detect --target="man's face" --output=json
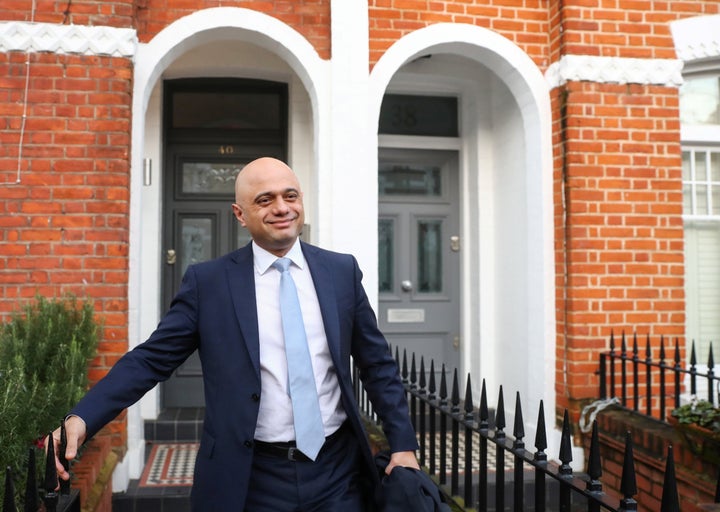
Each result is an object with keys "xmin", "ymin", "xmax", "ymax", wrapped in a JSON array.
[{"xmin": 232, "ymin": 158, "xmax": 305, "ymax": 257}]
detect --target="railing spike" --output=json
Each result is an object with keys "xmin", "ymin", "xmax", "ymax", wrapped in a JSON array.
[
  {"xmin": 410, "ymin": 353, "xmax": 417, "ymax": 388},
  {"xmin": 59, "ymin": 420, "xmax": 70, "ymax": 495},
  {"xmin": 586, "ymin": 420, "xmax": 602, "ymax": 491},
  {"xmin": 659, "ymin": 445, "xmax": 679, "ymax": 512},
  {"xmin": 495, "ymin": 385, "xmax": 506, "ymax": 434},
  {"xmin": 428, "ymin": 360, "xmax": 436, "ymax": 398},
  {"xmin": 709, "ymin": 342, "xmax": 715, "ymax": 368},
  {"xmin": 24, "ymin": 448, "xmax": 38, "ymax": 512},
  {"xmin": 451, "ymin": 368, "xmax": 460, "ymax": 412},
  {"xmin": 4, "ymin": 466, "xmax": 14, "ymax": 512},
  {"xmin": 394, "ymin": 345, "xmax": 399, "ymax": 365},
  {"xmin": 513, "ymin": 392, "xmax": 525, "ymax": 448},
  {"xmin": 42, "ymin": 432, "xmax": 59, "ymax": 512},
  {"xmin": 632, "ymin": 333, "xmax": 638, "ymax": 355},
  {"xmin": 534, "ymin": 400, "xmax": 547, "ymax": 458},
  {"xmin": 619, "ymin": 431, "xmax": 638, "ymax": 510},
  {"xmin": 401, "ymin": 349, "xmax": 408, "ymax": 382},
  {"xmin": 646, "ymin": 334, "xmax": 652, "ymax": 360},
  {"xmin": 690, "ymin": 340, "xmax": 697, "ymax": 366},
  {"xmin": 659, "ymin": 335, "xmax": 666, "ymax": 361},
  {"xmin": 479, "ymin": 379, "xmax": 489, "ymax": 428},
  {"xmin": 464, "ymin": 374, "xmax": 474, "ymax": 419},
  {"xmin": 559, "ymin": 409, "xmax": 573, "ymax": 475},
  {"xmin": 610, "ymin": 331, "xmax": 616, "ymax": 352},
  {"xmin": 419, "ymin": 357, "xmax": 426, "ymax": 391},
  {"xmin": 621, "ymin": 331, "xmax": 627, "ymax": 354},
  {"xmin": 439, "ymin": 364, "xmax": 448, "ymax": 404}
]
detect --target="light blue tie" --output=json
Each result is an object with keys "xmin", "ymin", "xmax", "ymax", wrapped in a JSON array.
[{"xmin": 272, "ymin": 257, "xmax": 325, "ymax": 460}]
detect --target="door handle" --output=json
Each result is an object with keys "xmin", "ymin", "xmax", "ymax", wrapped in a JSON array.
[
  {"xmin": 166, "ymin": 249, "xmax": 176, "ymax": 265},
  {"xmin": 450, "ymin": 235, "xmax": 460, "ymax": 252},
  {"xmin": 401, "ymin": 280, "xmax": 413, "ymax": 292}
]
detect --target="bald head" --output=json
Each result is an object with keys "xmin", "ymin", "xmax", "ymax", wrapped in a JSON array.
[
  {"xmin": 234, "ymin": 157, "xmax": 300, "ymax": 205},
  {"xmin": 231, "ymin": 157, "xmax": 305, "ymax": 256}
]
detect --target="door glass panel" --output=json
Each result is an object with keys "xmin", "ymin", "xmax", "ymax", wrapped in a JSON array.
[
  {"xmin": 182, "ymin": 162, "xmax": 244, "ymax": 195},
  {"xmin": 181, "ymin": 217, "xmax": 213, "ymax": 275},
  {"xmin": 417, "ymin": 220, "xmax": 442, "ymax": 293},
  {"xmin": 378, "ymin": 219, "xmax": 394, "ymax": 293},
  {"xmin": 379, "ymin": 164, "xmax": 441, "ymax": 197},
  {"xmin": 172, "ymin": 91, "xmax": 283, "ymax": 130}
]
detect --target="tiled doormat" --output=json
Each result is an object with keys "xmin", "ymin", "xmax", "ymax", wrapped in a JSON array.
[{"xmin": 139, "ymin": 443, "xmax": 198, "ymax": 487}]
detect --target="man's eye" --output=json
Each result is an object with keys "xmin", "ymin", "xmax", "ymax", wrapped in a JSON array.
[{"xmin": 257, "ymin": 198, "xmax": 271, "ymax": 205}]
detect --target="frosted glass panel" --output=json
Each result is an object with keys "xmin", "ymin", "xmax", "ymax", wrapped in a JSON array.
[
  {"xmin": 181, "ymin": 217, "xmax": 213, "ymax": 275},
  {"xmin": 182, "ymin": 162, "xmax": 244, "ymax": 195},
  {"xmin": 418, "ymin": 220, "xmax": 441, "ymax": 293},
  {"xmin": 378, "ymin": 219, "xmax": 394, "ymax": 293}
]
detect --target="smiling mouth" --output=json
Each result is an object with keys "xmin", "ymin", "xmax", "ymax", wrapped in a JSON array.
[{"xmin": 269, "ymin": 217, "xmax": 297, "ymax": 227}]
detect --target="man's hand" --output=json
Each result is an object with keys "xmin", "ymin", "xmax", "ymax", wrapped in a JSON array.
[
  {"xmin": 51, "ymin": 416, "xmax": 87, "ymax": 481},
  {"xmin": 385, "ymin": 450, "xmax": 420, "ymax": 475}
]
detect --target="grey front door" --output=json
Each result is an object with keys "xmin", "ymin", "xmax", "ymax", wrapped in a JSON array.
[
  {"xmin": 162, "ymin": 148, "xmax": 259, "ymax": 408},
  {"xmin": 378, "ymin": 148, "xmax": 461, "ymax": 374},
  {"xmin": 160, "ymin": 78, "xmax": 287, "ymax": 408}
]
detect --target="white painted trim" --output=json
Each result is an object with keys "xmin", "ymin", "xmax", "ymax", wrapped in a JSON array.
[
  {"xmin": 125, "ymin": 6, "xmax": 330, "ymax": 487},
  {"xmin": 545, "ymin": 55, "xmax": 683, "ymax": 89},
  {"xmin": 671, "ymin": 14, "xmax": 720, "ymax": 63},
  {"xmin": 0, "ymin": 21, "xmax": 136, "ymax": 56},
  {"xmin": 369, "ymin": 22, "xmax": 559, "ymax": 463}
]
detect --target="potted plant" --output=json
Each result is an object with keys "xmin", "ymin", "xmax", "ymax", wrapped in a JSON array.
[{"xmin": 669, "ymin": 397, "xmax": 720, "ymax": 465}]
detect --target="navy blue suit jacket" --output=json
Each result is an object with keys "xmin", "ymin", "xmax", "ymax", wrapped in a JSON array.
[{"xmin": 71, "ymin": 241, "xmax": 418, "ymax": 510}]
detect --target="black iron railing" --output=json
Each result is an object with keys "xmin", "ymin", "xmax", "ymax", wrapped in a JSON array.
[
  {"xmin": 354, "ymin": 349, "xmax": 720, "ymax": 512},
  {"xmin": 2, "ymin": 422, "xmax": 79, "ymax": 512},
  {"xmin": 599, "ymin": 332, "xmax": 718, "ymax": 421}
]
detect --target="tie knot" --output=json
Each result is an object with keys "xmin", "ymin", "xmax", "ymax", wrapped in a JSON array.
[{"xmin": 272, "ymin": 257, "xmax": 292, "ymax": 273}]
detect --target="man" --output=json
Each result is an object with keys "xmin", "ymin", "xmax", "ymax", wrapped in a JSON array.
[{"xmin": 53, "ymin": 157, "xmax": 420, "ymax": 511}]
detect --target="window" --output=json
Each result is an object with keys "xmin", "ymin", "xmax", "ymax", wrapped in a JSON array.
[{"xmin": 682, "ymin": 113, "xmax": 720, "ymax": 364}]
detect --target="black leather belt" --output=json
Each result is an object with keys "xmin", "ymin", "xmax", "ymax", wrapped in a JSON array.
[{"xmin": 253, "ymin": 421, "xmax": 350, "ymax": 462}]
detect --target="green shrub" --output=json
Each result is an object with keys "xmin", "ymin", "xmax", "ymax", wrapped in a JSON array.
[
  {"xmin": 670, "ymin": 397, "xmax": 720, "ymax": 432},
  {"xmin": 0, "ymin": 295, "xmax": 99, "ymax": 509}
]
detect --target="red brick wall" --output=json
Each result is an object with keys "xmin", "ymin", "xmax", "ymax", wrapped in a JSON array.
[
  {"xmin": 592, "ymin": 408, "xmax": 718, "ymax": 511},
  {"xmin": 0, "ymin": 49, "xmax": 132, "ymax": 449},
  {"xmin": 368, "ymin": 0, "xmax": 551, "ymax": 68},
  {"xmin": 133, "ymin": 0, "xmax": 331, "ymax": 58},
  {"xmin": 553, "ymin": 81, "xmax": 686, "ymax": 416},
  {"xmin": 0, "ymin": 0, "xmax": 135, "ymax": 27}
]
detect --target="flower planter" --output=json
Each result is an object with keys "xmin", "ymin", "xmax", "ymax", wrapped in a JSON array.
[{"xmin": 668, "ymin": 415, "xmax": 720, "ymax": 466}]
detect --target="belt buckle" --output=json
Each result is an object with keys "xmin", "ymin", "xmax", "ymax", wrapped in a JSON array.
[{"xmin": 287, "ymin": 447, "xmax": 300, "ymax": 461}]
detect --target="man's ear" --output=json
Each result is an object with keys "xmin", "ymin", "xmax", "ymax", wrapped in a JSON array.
[{"xmin": 231, "ymin": 204, "xmax": 247, "ymax": 226}]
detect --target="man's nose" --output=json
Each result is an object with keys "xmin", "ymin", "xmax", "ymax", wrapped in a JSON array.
[{"xmin": 273, "ymin": 198, "xmax": 290, "ymax": 214}]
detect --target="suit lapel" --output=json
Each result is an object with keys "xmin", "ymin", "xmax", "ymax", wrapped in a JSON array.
[
  {"xmin": 302, "ymin": 243, "xmax": 342, "ymax": 366},
  {"xmin": 227, "ymin": 244, "xmax": 261, "ymax": 380}
]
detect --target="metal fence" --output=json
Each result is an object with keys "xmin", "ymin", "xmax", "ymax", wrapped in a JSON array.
[
  {"xmin": 355, "ymin": 349, "xmax": 720, "ymax": 512},
  {"xmin": 599, "ymin": 332, "xmax": 719, "ymax": 421},
  {"xmin": 3, "ymin": 422, "xmax": 79, "ymax": 512}
]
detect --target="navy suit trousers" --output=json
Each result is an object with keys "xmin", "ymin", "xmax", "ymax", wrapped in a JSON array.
[{"xmin": 244, "ymin": 424, "xmax": 369, "ymax": 511}]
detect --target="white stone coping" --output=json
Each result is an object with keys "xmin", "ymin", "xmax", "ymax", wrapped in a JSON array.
[{"xmin": 0, "ymin": 21, "xmax": 137, "ymax": 57}]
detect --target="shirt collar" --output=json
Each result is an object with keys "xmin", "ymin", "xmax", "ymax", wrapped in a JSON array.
[{"xmin": 252, "ymin": 239, "xmax": 305, "ymax": 275}]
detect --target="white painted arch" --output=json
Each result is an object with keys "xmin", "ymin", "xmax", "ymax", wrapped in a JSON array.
[
  {"xmin": 123, "ymin": 7, "xmax": 330, "ymax": 490},
  {"xmin": 369, "ymin": 23, "xmax": 557, "ymax": 453}
]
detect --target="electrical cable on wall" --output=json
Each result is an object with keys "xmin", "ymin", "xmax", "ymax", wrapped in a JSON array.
[{"xmin": 11, "ymin": 0, "xmax": 36, "ymax": 185}]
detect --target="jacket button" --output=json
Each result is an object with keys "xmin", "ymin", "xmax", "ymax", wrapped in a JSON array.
[
  {"xmin": 244, "ymin": 440, "xmax": 253, "ymax": 448},
  {"xmin": 251, "ymin": 393, "xmax": 260, "ymax": 402}
]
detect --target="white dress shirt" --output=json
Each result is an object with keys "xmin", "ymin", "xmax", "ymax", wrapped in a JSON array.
[{"xmin": 252, "ymin": 240, "xmax": 347, "ymax": 442}]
